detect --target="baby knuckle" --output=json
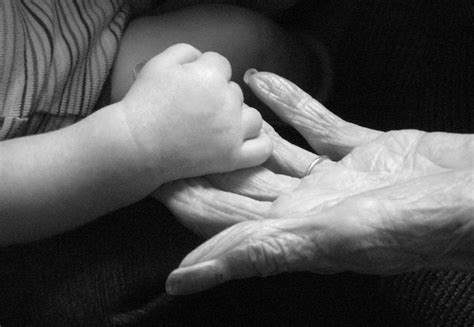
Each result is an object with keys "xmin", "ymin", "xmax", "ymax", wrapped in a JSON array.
[
  {"xmin": 197, "ymin": 65, "xmax": 221, "ymax": 82},
  {"xmin": 172, "ymin": 43, "xmax": 199, "ymax": 54},
  {"xmin": 205, "ymin": 51, "xmax": 229, "ymax": 64}
]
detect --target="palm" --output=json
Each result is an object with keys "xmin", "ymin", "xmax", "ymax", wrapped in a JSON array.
[{"xmin": 270, "ymin": 130, "xmax": 447, "ymax": 218}]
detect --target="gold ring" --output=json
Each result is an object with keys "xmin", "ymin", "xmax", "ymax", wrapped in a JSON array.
[{"xmin": 305, "ymin": 155, "xmax": 330, "ymax": 176}]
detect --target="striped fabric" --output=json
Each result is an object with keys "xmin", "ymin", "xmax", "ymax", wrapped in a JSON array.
[{"xmin": 0, "ymin": 0, "xmax": 130, "ymax": 140}]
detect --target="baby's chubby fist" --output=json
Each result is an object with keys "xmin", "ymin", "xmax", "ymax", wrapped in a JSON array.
[{"xmin": 116, "ymin": 44, "xmax": 273, "ymax": 184}]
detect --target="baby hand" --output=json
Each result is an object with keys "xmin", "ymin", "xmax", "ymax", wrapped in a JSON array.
[{"xmin": 117, "ymin": 44, "xmax": 272, "ymax": 184}]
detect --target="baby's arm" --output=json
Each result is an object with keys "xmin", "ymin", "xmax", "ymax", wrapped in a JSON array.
[
  {"xmin": 0, "ymin": 105, "xmax": 145, "ymax": 245},
  {"xmin": 0, "ymin": 44, "xmax": 271, "ymax": 245}
]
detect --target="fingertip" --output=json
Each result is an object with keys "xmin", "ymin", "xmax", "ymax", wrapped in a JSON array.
[
  {"xmin": 242, "ymin": 106, "xmax": 263, "ymax": 140},
  {"xmin": 245, "ymin": 72, "xmax": 381, "ymax": 159},
  {"xmin": 246, "ymin": 72, "xmax": 311, "ymax": 119},
  {"xmin": 246, "ymin": 71, "xmax": 281, "ymax": 96},
  {"xmin": 243, "ymin": 68, "xmax": 258, "ymax": 84},
  {"xmin": 263, "ymin": 133, "xmax": 274, "ymax": 156},
  {"xmin": 237, "ymin": 132, "xmax": 274, "ymax": 169},
  {"xmin": 165, "ymin": 271, "xmax": 182, "ymax": 295},
  {"xmin": 261, "ymin": 120, "xmax": 280, "ymax": 139},
  {"xmin": 166, "ymin": 260, "xmax": 225, "ymax": 295},
  {"xmin": 261, "ymin": 132, "xmax": 275, "ymax": 157}
]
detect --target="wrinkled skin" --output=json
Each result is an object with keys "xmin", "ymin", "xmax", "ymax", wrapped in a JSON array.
[{"xmin": 154, "ymin": 71, "xmax": 474, "ymax": 295}]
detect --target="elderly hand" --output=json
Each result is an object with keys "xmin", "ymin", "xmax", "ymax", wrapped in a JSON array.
[{"xmin": 156, "ymin": 71, "xmax": 473, "ymax": 295}]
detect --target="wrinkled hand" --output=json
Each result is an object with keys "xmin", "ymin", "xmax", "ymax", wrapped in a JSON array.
[
  {"xmin": 156, "ymin": 71, "xmax": 473, "ymax": 295},
  {"xmin": 117, "ymin": 44, "xmax": 272, "ymax": 184}
]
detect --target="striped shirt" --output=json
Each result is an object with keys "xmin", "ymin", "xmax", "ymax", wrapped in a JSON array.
[{"xmin": 0, "ymin": 0, "xmax": 130, "ymax": 140}]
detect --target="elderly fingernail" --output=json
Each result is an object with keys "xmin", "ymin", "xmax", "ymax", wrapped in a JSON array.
[
  {"xmin": 165, "ymin": 274, "xmax": 180, "ymax": 295},
  {"xmin": 166, "ymin": 260, "xmax": 224, "ymax": 295},
  {"xmin": 243, "ymin": 68, "xmax": 258, "ymax": 84},
  {"xmin": 166, "ymin": 268, "xmax": 194, "ymax": 295}
]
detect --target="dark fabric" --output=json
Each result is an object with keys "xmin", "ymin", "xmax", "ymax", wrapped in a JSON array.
[
  {"xmin": 0, "ymin": 199, "xmax": 201, "ymax": 326},
  {"xmin": 1, "ymin": 0, "xmax": 473, "ymax": 326},
  {"xmin": 0, "ymin": 199, "xmax": 403, "ymax": 326},
  {"xmin": 381, "ymin": 271, "xmax": 474, "ymax": 326}
]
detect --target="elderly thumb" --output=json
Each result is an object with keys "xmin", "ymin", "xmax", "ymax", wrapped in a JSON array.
[
  {"xmin": 165, "ymin": 218, "xmax": 328, "ymax": 295},
  {"xmin": 165, "ymin": 221, "xmax": 264, "ymax": 295}
]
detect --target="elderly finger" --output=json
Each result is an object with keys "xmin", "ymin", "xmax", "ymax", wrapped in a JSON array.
[
  {"xmin": 261, "ymin": 121, "xmax": 317, "ymax": 177},
  {"xmin": 245, "ymin": 70, "xmax": 382, "ymax": 159},
  {"xmin": 206, "ymin": 166, "xmax": 299, "ymax": 201},
  {"xmin": 154, "ymin": 178, "xmax": 271, "ymax": 238}
]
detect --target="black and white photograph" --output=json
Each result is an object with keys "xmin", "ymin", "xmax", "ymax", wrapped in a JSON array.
[{"xmin": 0, "ymin": 0, "xmax": 473, "ymax": 325}]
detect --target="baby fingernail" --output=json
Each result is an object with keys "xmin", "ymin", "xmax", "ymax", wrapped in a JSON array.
[
  {"xmin": 243, "ymin": 68, "xmax": 258, "ymax": 84},
  {"xmin": 133, "ymin": 61, "xmax": 146, "ymax": 80}
]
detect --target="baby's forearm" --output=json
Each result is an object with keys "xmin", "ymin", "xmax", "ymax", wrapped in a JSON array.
[{"xmin": 0, "ymin": 104, "xmax": 154, "ymax": 245}]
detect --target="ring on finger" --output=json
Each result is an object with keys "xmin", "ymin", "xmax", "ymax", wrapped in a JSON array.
[{"xmin": 305, "ymin": 155, "xmax": 330, "ymax": 176}]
